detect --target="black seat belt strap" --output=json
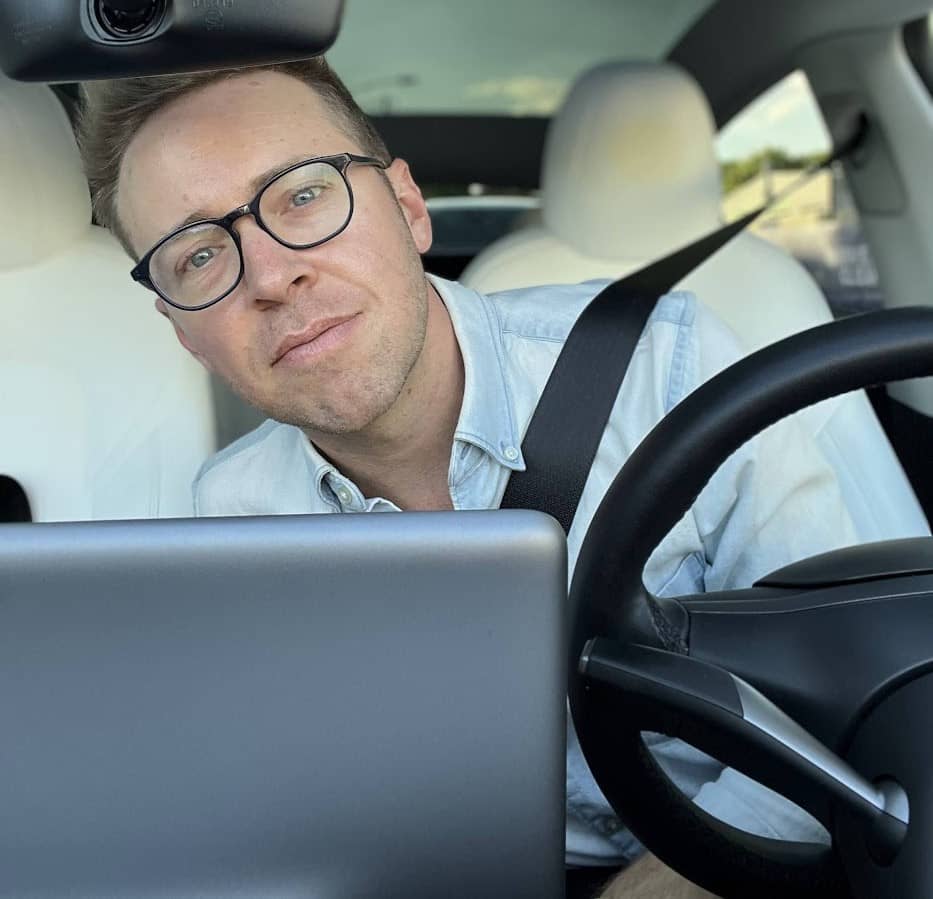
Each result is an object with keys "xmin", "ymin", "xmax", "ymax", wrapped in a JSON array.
[
  {"xmin": 499, "ymin": 116, "xmax": 868, "ymax": 534},
  {"xmin": 498, "ymin": 209, "xmax": 758, "ymax": 533}
]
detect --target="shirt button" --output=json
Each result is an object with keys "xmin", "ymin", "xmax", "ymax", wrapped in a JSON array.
[
  {"xmin": 598, "ymin": 815, "xmax": 623, "ymax": 836},
  {"xmin": 336, "ymin": 487, "xmax": 353, "ymax": 505},
  {"xmin": 503, "ymin": 445, "xmax": 519, "ymax": 461}
]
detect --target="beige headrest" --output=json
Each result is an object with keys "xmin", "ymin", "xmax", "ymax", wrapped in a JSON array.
[
  {"xmin": 542, "ymin": 61, "xmax": 722, "ymax": 259},
  {"xmin": 0, "ymin": 73, "xmax": 91, "ymax": 270}
]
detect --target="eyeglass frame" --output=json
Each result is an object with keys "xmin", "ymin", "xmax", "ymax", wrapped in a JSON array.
[{"xmin": 130, "ymin": 152, "xmax": 388, "ymax": 312}]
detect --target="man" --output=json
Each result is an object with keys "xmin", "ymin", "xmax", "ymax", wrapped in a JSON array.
[{"xmin": 78, "ymin": 58, "xmax": 858, "ymax": 897}]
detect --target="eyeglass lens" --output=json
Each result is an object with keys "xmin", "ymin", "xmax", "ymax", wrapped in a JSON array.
[{"xmin": 148, "ymin": 160, "xmax": 352, "ymax": 309}]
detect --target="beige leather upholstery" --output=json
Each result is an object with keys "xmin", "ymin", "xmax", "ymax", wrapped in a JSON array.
[
  {"xmin": 0, "ymin": 73, "xmax": 216, "ymax": 521},
  {"xmin": 462, "ymin": 61, "xmax": 928, "ymax": 541}
]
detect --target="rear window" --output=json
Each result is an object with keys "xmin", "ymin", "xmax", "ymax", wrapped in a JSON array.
[{"xmin": 328, "ymin": 0, "xmax": 716, "ymax": 116}]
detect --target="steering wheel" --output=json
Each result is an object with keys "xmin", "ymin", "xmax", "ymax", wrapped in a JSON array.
[{"xmin": 569, "ymin": 307, "xmax": 933, "ymax": 898}]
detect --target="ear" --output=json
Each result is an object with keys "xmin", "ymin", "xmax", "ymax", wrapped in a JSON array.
[
  {"xmin": 155, "ymin": 298, "xmax": 215, "ymax": 372},
  {"xmin": 385, "ymin": 158, "xmax": 433, "ymax": 254}
]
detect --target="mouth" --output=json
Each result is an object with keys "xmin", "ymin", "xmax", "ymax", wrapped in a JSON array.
[{"xmin": 272, "ymin": 313, "xmax": 361, "ymax": 367}]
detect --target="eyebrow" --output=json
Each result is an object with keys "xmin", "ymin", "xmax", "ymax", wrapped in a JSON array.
[{"xmin": 164, "ymin": 153, "xmax": 316, "ymax": 235}]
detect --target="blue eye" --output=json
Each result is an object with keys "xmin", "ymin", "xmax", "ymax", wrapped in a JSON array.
[
  {"xmin": 187, "ymin": 247, "xmax": 215, "ymax": 270},
  {"xmin": 291, "ymin": 185, "xmax": 325, "ymax": 207}
]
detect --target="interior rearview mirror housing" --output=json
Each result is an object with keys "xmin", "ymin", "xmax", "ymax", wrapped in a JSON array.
[{"xmin": 0, "ymin": 0, "xmax": 344, "ymax": 83}]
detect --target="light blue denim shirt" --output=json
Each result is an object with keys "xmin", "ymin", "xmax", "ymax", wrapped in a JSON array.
[{"xmin": 195, "ymin": 274, "xmax": 861, "ymax": 865}]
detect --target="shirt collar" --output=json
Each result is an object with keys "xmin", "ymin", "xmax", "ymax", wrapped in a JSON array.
[
  {"xmin": 299, "ymin": 274, "xmax": 527, "ymax": 505},
  {"xmin": 427, "ymin": 274, "xmax": 525, "ymax": 472}
]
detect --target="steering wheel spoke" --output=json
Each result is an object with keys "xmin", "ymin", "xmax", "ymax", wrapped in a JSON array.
[{"xmin": 581, "ymin": 639, "xmax": 908, "ymax": 858}]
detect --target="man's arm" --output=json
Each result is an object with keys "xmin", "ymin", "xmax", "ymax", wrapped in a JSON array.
[
  {"xmin": 563, "ymin": 294, "xmax": 860, "ymax": 871},
  {"xmin": 640, "ymin": 300, "xmax": 858, "ymax": 842},
  {"xmin": 577, "ymin": 297, "xmax": 849, "ymax": 874}
]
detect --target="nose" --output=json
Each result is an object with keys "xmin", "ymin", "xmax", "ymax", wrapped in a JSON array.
[{"xmin": 234, "ymin": 215, "xmax": 318, "ymax": 306}]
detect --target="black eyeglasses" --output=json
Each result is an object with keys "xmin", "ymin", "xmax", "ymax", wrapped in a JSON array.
[{"xmin": 130, "ymin": 153, "xmax": 388, "ymax": 312}]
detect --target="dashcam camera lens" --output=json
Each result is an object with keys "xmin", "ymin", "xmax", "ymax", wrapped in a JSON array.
[{"xmin": 94, "ymin": 0, "xmax": 162, "ymax": 38}]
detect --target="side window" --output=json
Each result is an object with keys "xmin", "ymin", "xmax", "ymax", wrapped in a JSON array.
[{"xmin": 715, "ymin": 71, "xmax": 884, "ymax": 318}]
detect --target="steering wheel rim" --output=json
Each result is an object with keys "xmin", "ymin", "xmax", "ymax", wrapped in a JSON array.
[{"xmin": 568, "ymin": 307, "xmax": 933, "ymax": 898}]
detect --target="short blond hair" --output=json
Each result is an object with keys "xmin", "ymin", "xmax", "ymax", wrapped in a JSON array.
[{"xmin": 77, "ymin": 58, "xmax": 391, "ymax": 257}]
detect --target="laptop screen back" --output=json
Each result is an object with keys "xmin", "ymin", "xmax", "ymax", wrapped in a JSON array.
[{"xmin": 0, "ymin": 510, "xmax": 566, "ymax": 899}]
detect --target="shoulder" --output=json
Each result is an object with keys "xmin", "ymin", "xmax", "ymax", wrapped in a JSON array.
[
  {"xmin": 439, "ymin": 273, "xmax": 706, "ymax": 352},
  {"xmin": 196, "ymin": 418, "xmax": 294, "ymax": 481},
  {"xmin": 452, "ymin": 276, "xmax": 726, "ymax": 417},
  {"xmin": 193, "ymin": 418, "xmax": 314, "ymax": 516},
  {"xmin": 482, "ymin": 280, "xmax": 707, "ymax": 407},
  {"xmin": 478, "ymin": 278, "xmax": 699, "ymax": 347}
]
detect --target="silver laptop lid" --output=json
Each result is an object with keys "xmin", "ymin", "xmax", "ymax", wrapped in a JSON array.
[{"xmin": 0, "ymin": 510, "xmax": 566, "ymax": 899}]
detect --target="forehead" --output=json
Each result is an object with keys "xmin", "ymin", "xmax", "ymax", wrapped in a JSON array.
[{"xmin": 118, "ymin": 71, "xmax": 357, "ymax": 252}]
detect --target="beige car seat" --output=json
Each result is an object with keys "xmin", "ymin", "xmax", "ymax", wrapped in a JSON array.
[
  {"xmin": 462, "ymin": 61, "xmax": 927, "ymax": 541},
  {"xmin": 0, "ymin": 73, "xmax": 216, "ymax": 521}
]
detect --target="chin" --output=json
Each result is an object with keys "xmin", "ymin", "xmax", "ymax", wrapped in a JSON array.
[
  {"xmin": 275, "ymin": 395, "xmax": 395, "ymax": 436},
  {"xmin": 247, "ymin": 349, "xmax": 419, "ymax": 436}
]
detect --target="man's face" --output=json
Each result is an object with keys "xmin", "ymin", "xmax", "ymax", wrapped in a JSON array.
[{"xmin": 118, "ymin": 71, "xmax": 433, "ymax": 435}]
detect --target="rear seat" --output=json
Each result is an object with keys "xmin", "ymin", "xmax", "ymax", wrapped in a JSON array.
[
  {"xmin": 0, "ymin": 73, "xmax": 216, "ymax": 521},
  {"xmin": 462, "ymin": 61, "xmax": 928, "ymax": 542}
]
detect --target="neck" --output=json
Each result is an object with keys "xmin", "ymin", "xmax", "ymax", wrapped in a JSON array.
[{"xmin": 306, "ymin": 283, "xmax": 464, "ymax": 510}]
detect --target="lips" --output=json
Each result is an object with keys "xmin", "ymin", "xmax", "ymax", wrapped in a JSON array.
[{"xmin": 272, "ymin": 314, "xmax": 359, "ymax": 365}]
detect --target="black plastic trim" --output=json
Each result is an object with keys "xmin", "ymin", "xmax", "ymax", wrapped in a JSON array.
[
  {"xmin": 758, "ymin": 538, "xmax": 933, "ymax": 588},
  {"xmin": 904, "ymin": 16, "xmax": 933, "ymax": 98},
  {"xmin": 0, "ymin": 476, "xmax": 31, "ymax": 523},
  {"xmin": 372, "ymin": 115, "xmax": 547, "ymax": 189}
]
